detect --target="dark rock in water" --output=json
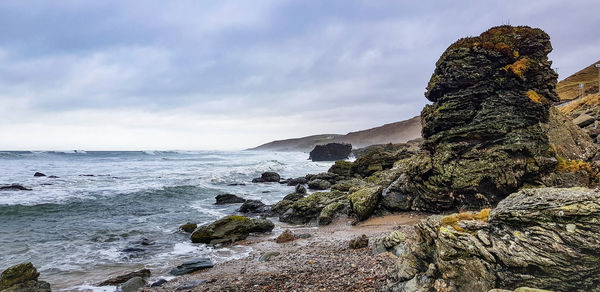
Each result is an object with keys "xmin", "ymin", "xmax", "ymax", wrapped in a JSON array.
[
  {"xmin": 271, "ymin": 192, "xmax": 305, "ymax": 215},
  {"xmin": 387, "ymin": 187, "xmax": 600, "ymax": 292},
  {"xmin": 386, "ymin": 25, "xmax": 600, "ymax": 212},
  {"xmin": 281, "ymin": 177, "xmax": 308, "ymax": 186},
  {"xmin": 169, "ymin": 258, "xmax": 213, "ymax": 276},
  {"xmin": 179, "ymin": 223, "xmax": 197, "ymax": 233},
  {"xmin": 120, "ymin": 276, "xmax": 145, "ymax": 292},
  {"xmin": 33, "ymin": 172, "xmax": 46, "ymax": 177},
  {"xmin": 150, "ymin": 279, "xmax": 168, "ymax": 287},
  {"xmin": 307, "ymin": 179, "xmax": 331, "ymax": 190},
  {"xmin": 215, "ymin": 193, "xmax": 246, "ymax": 205},
  {"xmin": 276, "ymin": 229, "xmax": 295, "ymax": 243},
  {"xmin": 227, "ymin": 183, "xmax": 246, "ymax": 186},
  {"xmin": 309, "ymin": 143, "xmax": 352, "ymax": 161},
  {"xmin": 349, "ymin": 234, "xmax": 369, "ymax": 249},
  {"xmin": 295, "ymin": 184, "xmax": 307, "ymax": 194},
  {"xmin": 0, "ymin": 262, "xmax": 51, "ymax": 292},
  {"xmin": 191, "ymin": 215, "xmax": 274, "ymax": 244},
  {"xmin": 258, "ymin": 252, "xmax": 280, "ymax": 262},
  {"xmin": 48, "ymin": 175, "xmax": 59, "ymax": 179},
  {"xmin": 0, "ymin": 184, "xmax": 32, "ymax": 191},
  {"xmin": 137, "ymin": 238, "xmax": 153, "ymax": 246},
  {"xmin": 238, "ymin": 200, "xmax": 271, "ymax": 214},
  {"xmin": 98, "ymin": 269, "xmax": 151, "ymax": 286},
  {"xmin": 176, "ymin": 280, "xmax": 206, "ymax": 290},
  {"xmin": 121, "ymin": 247, "xmax": 145, "ymax": 253},
  {"xmin": 251, "ymin": 171, "xmax": 280, "ymax": 183}
]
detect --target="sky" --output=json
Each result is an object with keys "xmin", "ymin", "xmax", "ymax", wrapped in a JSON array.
[{"xmin": 0, "ymin": 0, "xmax": 598, "ymax": 150}]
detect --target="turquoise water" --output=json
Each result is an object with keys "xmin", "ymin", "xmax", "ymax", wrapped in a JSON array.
[{"xmin": 0, "ymin": 150, "xmax": 331, "ymax": 290}]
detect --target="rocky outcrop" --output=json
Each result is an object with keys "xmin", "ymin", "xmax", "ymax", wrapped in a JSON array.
[
  {"xmin": 190, "ymin": 215, "xmax": 274, "ymax": 244},
  {"xmin": 0, "ymin": 262, "xmax": 51, "ymax": 292},
  {"xmin": 558, "ymin": 93, "xmax": 600, "ymax": 143},
  {"xmin": 169, "ymin": 258, "xmax": 213, "ymax": 276},
  {"xmin": 278, "ymin": 191, "xmax": 349, "ymax": 224},
  {"xmin": 238, "ymin": 200, "xmax": 271, "ymax": 214},
  {"xmin": 309, "ymin": 143, "xmax": 352, "ymax": 161},
  {"xmin": 307, "ymin": 179, "xmax": 331, "ymax": 190},
  {"xmin": 0, "ymin": 184, "xmax": 32, "ymax": 191},
  {"xmin": 387, "ymin": 187, "xmax": 600, "ymax": 292},
  {"xmin": 383, "ymin": 25, "xmax": 599, "ymax": 212},
  {"xmin": 215, "ymin": 194, "xmax": 246, "ymax": 205},
  {"xmin": 252, "ymin": 172, "xmax": 280, "ymax": 183}
]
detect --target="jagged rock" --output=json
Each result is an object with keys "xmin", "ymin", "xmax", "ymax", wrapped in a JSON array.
[
  {"xmin": 215, "ymin": 194, "xmax": 246, "ymax": 205},
  {"xmin": 0, "ymin": 184, "xmax": 32, "ymax": 191},
  {"xmin": 307, "ymin": 179, "xmax": 331, "ymax": 190},
  {"xmin": 179, "ymin": 223, "xmax": 197, "ymax": 233},
  {"xmin": 281, "ymin": 177, "xmax": 308, "ymax": 186},
  {"xmin": 388, "ymin": 25, "xmax": 599, "ymax": 212},
  {"xmin": 276, "ymin": 229, "xmax": 295, "ymax": 243},
  {"xmin": 279, "ymin": 191, "xmax": 348, "ymax": 224},
  {"xmin": 369, "ymin": 230, "xmax": 407, "ymax": 255},
  {"xmin": 252, "ymin": 172, "xmax": 280, "ymax": 183},
  {"xmin": 387, "ymin": 187, "xmax": 600, "ymax": 292},
  {"xmin": 0, "ymin": 262, "xmax": 51, "ymax": 292},
  {"xmin": 170, "ymin": 258, "xmax": 213, "ymax": 276},
  {"xmin": 33, "ymin": 172, "xmax": 46, "ymax": 177},
  {"xmin": 318, "ymin": 200, "xmax": 350, "ymax": 225},
  {"xmin": 191, "ymin": 215, "xmax": 274, "ymax": 244},
  {"xmin": 120, "ymin": 277, "xmax": 145, "ymax": 292},
  {"xmin": 271, "ymin": 192, "xmax": 305, "ymax": 215},
  {"xmin": 573, "ymin": 113, "xmax": 595, "ymax": 127},
  {"xmin": 328, "ymin": 160, "xmax": 354, "ymax": 177},
  {"xmin": 348, "ymin": 186, "xmax": 382, "ymax": 221},
  {"xmin": 309, "ymin": 143, "xmax": 352, "ymax": 161},
  {"xmin": 331, "ymin": 178, "xmax": 368, "ymax": 193},
  {"xmin": 351, "ymin": 144, "xmax": 418, "ymax": 177},
  {"xmin": 238, "ymin": 200, "xmax": 271, "ymax": 214},
  {"xmin": 98, "ymin": 269, "xmax": 151, "ymax": 286},
  {"xmin": 305, "ymin": 172, "xmax": 339, "ymax": 184},
  {"xmin": 349, "ymin": 234, "xmax": 369, "ymax": 249}
]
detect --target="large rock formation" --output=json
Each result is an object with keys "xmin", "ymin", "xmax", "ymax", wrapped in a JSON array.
[
  {"xmin": 387, "ymin": 187, "xmax": 600, "ymax": 292},
  {"xmin": 190, "ymin": 215, "xmax": 274, "ymax": 244},
  {"xmin": 0, "ymin": 262, "xmax": 51, "ymax": 292},
  {"xmin": 309, "ymin": 143, "xmax": 352, "ymax": 161},
  {"xmin": 385, "ymin": 25, "xmax": 599, "ymax": 212}
]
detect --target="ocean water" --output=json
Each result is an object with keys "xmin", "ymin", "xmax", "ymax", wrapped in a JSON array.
[{"xmin": 0, "ymin": 150, "xmax": 332, "ymax": 290}]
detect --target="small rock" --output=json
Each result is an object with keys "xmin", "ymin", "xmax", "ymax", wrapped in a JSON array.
[
  {"xmin": 349, "ymin": 234, "xmax": 369, "ymax": 249},
  {"xmin": 258, "ymin": 251, "xmax": 280, "ymax": 262},
  {"xmin": 252, "ymin": 172, "xmax": 280, "ymax": 183},
  {"xmin": 98, "ymin": 269, "xmax": 151, "ymax": 286},
  {"xmin": 238, "ymin": 200, "xmax": 271, "ymax": 214},
  {"xmin": 573, "ymin": 113, "xmax": 596, "ymax": 127},
  {"xmin": 276, "ymin": 229, "xmax": 295, "ymax": 243},
  {"xmin": 295, "ymin": 184, "xmax": 307, "ymax": 194},
  {"xmin": 169, "ymin": 258, "xmax": 213, "ymax": 276},
  {"xmin": 150, "ymin": 279, "xmax": 168, "ymax": 287},
  {"xmin": 33, "ymin": 172, "xmax": 46, "ymax": 177},
  {"xmin": 282, "ymin": 177, "xmax": 308, "ymax": 186},
  {"xmin": 179, "ymin": 223, "xmax": 197, "ymax": 233},
  {"xmin": 0, "ymin": 184, "xmax": 32, "ymax": 191},
  {"xmin": 176, "ymin": 280, "xmax": 206, "ymax": 290},
  {"xmin": 120, "ymin": 277, "xmax": 145, "ymax": 292},
  {"xmin": 296, "ymin": 233, "xmax": 312, "ymax": 239},
  {"xmin": 215, "ymin": 194, "xmax": 246, "ymax": 205},
  {"xmin": 48, "ymin": 175, "xmax": 59, "ymax": 179}
]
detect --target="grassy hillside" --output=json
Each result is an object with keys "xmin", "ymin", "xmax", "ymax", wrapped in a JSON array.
[
  {"xmin": 250, "ymin": 116, "xmax": 422, "ymax": 152},
  {"xmin": 557, "ymin": 60, "xmax": 600, "ymax": 100}
]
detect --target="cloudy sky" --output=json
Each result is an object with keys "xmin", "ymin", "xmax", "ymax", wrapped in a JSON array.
[{"xmin": 0, "ymin": 0, "xmax": 598, "ymax": 150}]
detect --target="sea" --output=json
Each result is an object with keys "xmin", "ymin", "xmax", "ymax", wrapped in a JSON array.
[{"xmin": 0, "ymin": 150, "xmax": 332, "ymax": 290}]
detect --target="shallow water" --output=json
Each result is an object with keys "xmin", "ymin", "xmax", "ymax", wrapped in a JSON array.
[{"xmin": 0, "ymin": 150, "xmax": 331, "ymax": 289}]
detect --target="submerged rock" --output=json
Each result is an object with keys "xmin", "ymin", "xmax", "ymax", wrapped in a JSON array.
[
  {"xmin": 98, "ymin": 269, "xmax": 151, "ymax": 286},
  {"xmin": 179, "ymin": 223, "xmax": 197, "ymax": 233},
  {"xmin": 252, "ymin": 172, "xmax": 280, "ymax": 183},
  {"xmin": 0, "ymin": 262, "xmax": 50, "ymax": 292},
  {"xmin": 387, "ymin": 187, "xmax": 600, "ymax": 292},
  {"xmin": 0, "ymin": 184, "xmax": 32, "ymax": 191},
  {"xmin": 33, "ymin": 172, "xmax": 46, "ymax": 177},
  {"xmin": 215, "ymin": 194, "xmax": 246, "ymax": 205},
  {"xmin": 191, "ymin": 215, "xmax": 274, "ymax": 244},
  {"xmin": 170, "ymin": 258, "xmax": 213, "ymax": 276},
  {"xmin": 309, "ymin": 143, "xmax": 352, "ymax": 161}
]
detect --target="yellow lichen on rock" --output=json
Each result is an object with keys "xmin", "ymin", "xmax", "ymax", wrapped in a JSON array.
[
  {"xmin": 504, "ymin": 57, "xmax": 530, "ymax": 78},
  {"xmin": 440, "ymin": 208, "xmax": 491, "ymax": 231},
  {"xmin": 526, "ymin": 90, "xmax": 544, "ymax": 103}
]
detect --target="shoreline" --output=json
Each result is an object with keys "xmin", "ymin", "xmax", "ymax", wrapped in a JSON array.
[{"xmin": 147, "ymin": 213, "xmax": 426, "ymax": 291}]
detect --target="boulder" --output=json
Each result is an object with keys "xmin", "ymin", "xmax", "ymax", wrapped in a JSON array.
[
  {"xmin": 348, "ymin": 186, "xmax": 382, "ymax": 221},
  {"xmin": 349, "ymin": 234, "xmax": 369, "ymax": 249},
  {"xmin": 150, "ymin": 279, "xmax": 168, "ymax": 287},
  {"xmin": 33, "ymin": 172, "xmax": 46, "ymax": 177},
  {"xmin": 369, "ymin": 230, "xmax": 407, "ymax": 256},
  {"xmin": 0, "ymin": 262, "xmax": 50, "ymax": 292},
  {"xmin": 387, "ymin": 25, "xmax": 599, "ymax": 212},
  {"xmin": 387, "ymin": 187, "xmax": 600, "ymax": 292},
  {"xmin": 252, "ymin": 172, "xmax": 280, "ymax": 183},
  {"xmin": 214, "ymin": 194, "xmax": 246, "ymax": 205},
  {"xmin": 281, "ymin": 177, "xmax": 308, "ymax": 186},
  {"xmin": 309, "ymin": 143, "xmax": 352, "ymax": 161},
  {"xmin": 307, "ymin": 179, "xmax": 331, "ymax": 190},
  {"xmin": 120, "ymin": 277, "xmax": 145, "ymax": 292},
  {"xmin": 238, "ymin": 200, "xmax": 271, "ymax": 214},
  {"xmin": 271, "ymin": 192, "xmax": 305, "ymax": 215},
  {"xmin": 276, "ymin": 229, "xmax": 295, "ymax": 243},
  {"xmin": 98, "ymin": 269, "xmax": 151, "ymax": 286},
  {"xmin": 169, "ymin": 258, "xmax": 213, "ymax": 276},
  {"xmin": 179, "ymin": 223, "xmax": 197, "ymax": 233},
  {"xmin": 318, "ymin": 200, "xmax": 350, "ymax": 225},
  {"xmin": 295, "ymin": 184, "xmax": 307, "ymax": 194},
  {"xmin": 0, "ymin": 184, "xmax": 32, "ymax": 191},
  {"xmin": 279, "ymin": 191, "xmax": 348, "ymax": 224},
  {"xmin": 258, "ymin": 251, "xmax": 280, "ymax": 262},
  {"xmin": 191, "ymin": 215, "xmax": 274, "ymax": 244}
]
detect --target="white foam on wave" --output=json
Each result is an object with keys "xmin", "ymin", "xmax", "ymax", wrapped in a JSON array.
[{"xmin": 70, "ymin": 285, "xmax": 117, "ymax": 292}]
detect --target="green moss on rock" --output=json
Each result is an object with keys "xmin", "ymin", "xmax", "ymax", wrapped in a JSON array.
[{"xmin": 348, "ymin": 186, "xmax": 383, "ymax": 221}]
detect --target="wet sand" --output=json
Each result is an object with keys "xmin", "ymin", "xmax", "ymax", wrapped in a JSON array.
[{"xmin": 148, "ymin": 212, "xmax": 427, "ymax": 291}]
